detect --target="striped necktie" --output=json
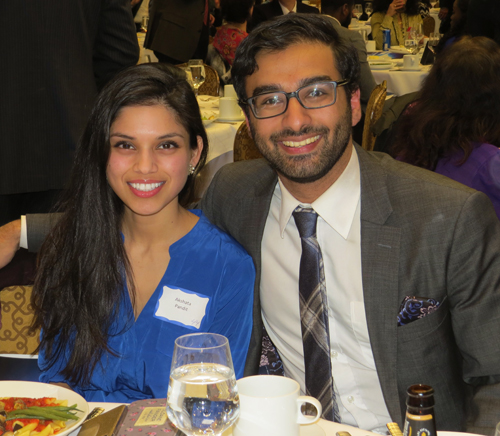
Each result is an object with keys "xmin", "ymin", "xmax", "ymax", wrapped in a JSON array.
[{"xmin": 292, "ymin": 206, "xmax": 341, "ymax": 422}]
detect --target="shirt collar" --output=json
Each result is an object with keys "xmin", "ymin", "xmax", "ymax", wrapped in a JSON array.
[
  {"xmin": 280, "ymin": 0, "xmax": 297, "ymax": 14},
  {"xmin": 277, "ymin": 146, "xmax": 361, "ymax": 239},
  {"xmin": 326, "ymin": 14, "xmax": 342, "ymax": 26}
]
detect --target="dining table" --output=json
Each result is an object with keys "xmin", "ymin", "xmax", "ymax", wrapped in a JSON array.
[
  {"xmin": 76, "ymin": 402, "xmax": 382, "ymax": 436},
  {"xmin": 196, "ymin": 96, "xmax": 244, "ymax": 197},
  {"xmin": 368, "ymin": 51, "xmax": 431, "ymax": 96}
]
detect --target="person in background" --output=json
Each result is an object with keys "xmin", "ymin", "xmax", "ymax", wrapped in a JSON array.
[
  {"xmin": 321, "ymin": 0, "xmax": 377, "ymax": 109},
  {"xmin": 0, "ymin": 0, "xmax": 139, "ymax": 227},
  {"xmin": 145, "ymin": 0, "xmax": 209, "ymax": 64},
  {"xmin": 391, "ymin": 36, "xmax": 500, "ymax": 219},
  {"xmin": 248, "ymin": 0, "xmax": 319, "ymax": 31},
  {"xmin": 434, "ymin": 0, "xmax": 469, "ymax": 54},
  {"xmin": 32, "ymin": 63, "xmax": 254, "ymax": 401},
  {"xmin": 438, "ymin": 0, "xmax": 455, "ymax": 33},
  {"xmin": 213, "ymin": 0, "xmax": 255, "ymax": 67},
  {"xmin": 371, "ymin": 0, "xmax": 423, "ymax": 49}
]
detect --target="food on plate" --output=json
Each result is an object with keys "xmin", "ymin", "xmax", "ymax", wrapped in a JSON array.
[{"xmin": 0, "ymin": 398, "xmax": 81, "ymax": 436}]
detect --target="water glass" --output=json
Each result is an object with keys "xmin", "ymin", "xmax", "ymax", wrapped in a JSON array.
[
  {"xmin": 365, "ymin": 2, "xmax": 373, "ymax": 16},
  {"xmin": 166, "ymin": 333, "xmax": 239, "ymax": 436},
  {"xmin": 187, "ymin": 59, "xmax": 206, "ymax": 96}
]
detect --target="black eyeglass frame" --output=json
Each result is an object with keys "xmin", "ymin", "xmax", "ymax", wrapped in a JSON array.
[{"xmin": 240, "ymin": 79, "xmax": 350, "ymax": 119}]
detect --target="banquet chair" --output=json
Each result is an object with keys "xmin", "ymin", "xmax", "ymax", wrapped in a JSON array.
[
  {"xmin": 422, "ymin": 16, "xmax": 436, "ymax": 37},
  {"xmin": 0, "ymin": 285, "xmax": 41, "ymax": 381},
  {"xmin": 177, "ymin": 63, "xmax": 220, "ymax": 96},
  {"xmin": 362, "ymin": 80, "xmax": 387, "ymax": 152},
  {"xmin": 233, "ymin": 122, "xmax": 263, "ymax": 162}
]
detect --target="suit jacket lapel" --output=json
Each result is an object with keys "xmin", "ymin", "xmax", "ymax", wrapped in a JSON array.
[{"xmin": 357, "ymin": 146, "xmax": 403, "ymax": 424}]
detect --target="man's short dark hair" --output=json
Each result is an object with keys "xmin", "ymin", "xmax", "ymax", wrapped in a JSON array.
[
  {"xmin": 232, "ymin": 13, "xmax": 360, "ymax": 109},
  {"xmin": 321, "ymin": 0, "xmax": 355, "ymax": 15}
]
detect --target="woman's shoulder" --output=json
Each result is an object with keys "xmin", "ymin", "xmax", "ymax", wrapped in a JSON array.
[{"xmin": 187, "ymin": 210, "xmax": 252, "ymax": 261}]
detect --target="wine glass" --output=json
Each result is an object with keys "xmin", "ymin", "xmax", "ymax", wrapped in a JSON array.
[
  {"xmin": 354, "ymin": 4, "xmax": 364, "ymax": 20},
  {"xmin": 188, "ymin": 59, "xmax": 206, "ymax": 96},
  {"xmin": 430, "ymin": 1, "xmax": 438, "ymax": 8},
  {"xmin": 364, "ymin": 2, "xmax": 373, "ymax": 16},
  {"xmin": 166, "ymin": 333, "xmax": 240, "ymax": 436}
]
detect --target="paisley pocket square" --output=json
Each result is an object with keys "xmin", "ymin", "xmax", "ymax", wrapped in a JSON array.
[{"xmin": 397, "ymin": 296, "xmax": 441, "ymax": 326}]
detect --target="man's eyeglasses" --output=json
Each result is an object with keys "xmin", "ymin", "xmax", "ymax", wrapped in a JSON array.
[{"xmin": 241, "ymin": 80, "xmax": 349, "ymax": 119}]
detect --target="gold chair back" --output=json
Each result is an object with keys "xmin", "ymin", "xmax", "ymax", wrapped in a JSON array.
[
  {"xmin": 422, "ymin": 16, "xmax": 436, "ymax": 37},
  {"xmin": 362, "ymin": 80, "xmax": 387, "ymax": 152},
  {"xmin": 0, "ymin": 285, "xmax": 39, "ymax": 354},
  {"xmin": 177, "ymin": 63, "xmax": 220, "ymax": 96},
  {"xmin": 233, "ymin": 122, "xmax": 263, "ymax": 162}
]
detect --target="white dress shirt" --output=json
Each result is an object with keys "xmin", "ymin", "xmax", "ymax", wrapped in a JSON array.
[
  {"xmin": 279, "ymin": 1, "xmax": 297, "ymax": 15},
  {"xmin": 261, "ymin": 147, "xmax": 392, "ymax": 432}
]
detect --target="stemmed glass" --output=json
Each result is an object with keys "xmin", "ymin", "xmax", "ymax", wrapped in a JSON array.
[
  {"xmin": 430, "ymin": 1, "xmax": 438, "ymax": 8},
  {"xmin": 364, "ymin": 2, "xmax": 373, "ymax": 17},
  {"xmin": 354, "ymin": 4, "xmax": 364, "ymax": 21},
  {"xmin": 166, "ymin": 333, "xmax": 240, "ymax": 436},
  {"xmin": 187, "ymin": 59, "xmax": 206, "ymax": 96}
]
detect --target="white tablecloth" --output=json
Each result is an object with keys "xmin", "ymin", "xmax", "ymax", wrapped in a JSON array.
[{"xmin": 371, "ymin": 65, "xmax": 431, "ymax": 96}]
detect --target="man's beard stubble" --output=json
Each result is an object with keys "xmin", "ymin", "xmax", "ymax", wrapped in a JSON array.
[{"xmin": 248, "ymin": 105, "xmax": 352, "ymax": 184}]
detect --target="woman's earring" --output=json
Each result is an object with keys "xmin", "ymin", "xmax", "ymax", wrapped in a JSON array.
[{"xmin": 189, "ymin": 164, "xmax": 196, "ymax": 175}]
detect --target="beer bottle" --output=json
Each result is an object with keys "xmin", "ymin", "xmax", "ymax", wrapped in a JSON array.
[{"xmin": 402, "ymin": 384, "xmax": 436, "ymax": 436}]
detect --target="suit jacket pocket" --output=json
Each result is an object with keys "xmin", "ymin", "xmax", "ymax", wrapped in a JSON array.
[{"xmin": 398, "ymin": 296, "xmax": 449, "ymax": 343}]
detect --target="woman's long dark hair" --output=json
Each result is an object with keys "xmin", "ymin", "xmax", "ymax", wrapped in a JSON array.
[
  {"xmin": 373, "ymin": 0, "xmax": 419, "ymax": 15},
  {"xmin": 32, "ymin": 63, "xmax": 209, "ymax": 385},
  {"xmin": 391, "ymin": 37, "xmax": 500, "ymax": 169}
]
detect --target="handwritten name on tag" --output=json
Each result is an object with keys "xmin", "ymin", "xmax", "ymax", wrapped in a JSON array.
[{"xmin": 155, "ymin": 286, "xmax": 209, "ymax": 329}]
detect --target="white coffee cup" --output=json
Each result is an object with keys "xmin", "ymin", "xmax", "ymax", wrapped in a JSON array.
[
  {"xmin": 224, "ymin": 84, "xmax": 237, "ymax": 98},
  {"xmin": 219, "ymin": 97, "xmax": 242, "ymax": 120},
  {"xmin": 403, "ymin": 54, "xmax": 420, "ymax": 70},
  {"xmin": 366, "ymin": 40, "xmax": 376, "ymax": 52},
  {"xmin": 233, "ymin": 376, "xmax": 322, "ymax": 436}
]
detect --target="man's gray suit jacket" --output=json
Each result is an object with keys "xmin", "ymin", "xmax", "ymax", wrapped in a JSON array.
[{"xmin": 199, "ymin": 145, "xmax": 500, "ymax": 434}]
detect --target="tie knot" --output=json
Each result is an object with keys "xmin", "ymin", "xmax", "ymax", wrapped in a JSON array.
[{"xmin": 292, "ymin": 206, "xmax": 318, "ymax": 239}]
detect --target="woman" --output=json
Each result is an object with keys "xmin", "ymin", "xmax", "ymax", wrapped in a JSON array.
[
  {"xmin": 32, "ymin": 63, "xmax": 255, "ymax": 401},
  {"xmin": 435, "ymin": 0, "xmax": 469, "ymax": 54},
  {"xmin": 212, "ymin": 0, "xmax": 254, "ymax": 67},
  {"xmin": 391, "ymin": 37, "xmax": 500, "ymax": 219},
  {"xmin": 371, "ymin": 0, "xmax": 423, "ymax": 49}
]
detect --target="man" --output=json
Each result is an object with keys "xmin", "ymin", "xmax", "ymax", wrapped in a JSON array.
[
  {"xmin": 200, "ymin": 14, "xmax": 500, "ymax": 434},
  {"xmin": 0, "ymin": 0, "xmax": 139, "ymax": 226},
  {"xmin": 2, "ymin": 12, "xmax": 500, "ymax": 436},
  {"xmin": 145, "ymin": 0, "xmax": 210, "ymax": 64},
  {"xmin": 321, "ymin": 0, "xmax": 376, "ymax": 108},
  {"xmin": 248, "ymin": 0, "xmax": 319, "ymax": 31}
]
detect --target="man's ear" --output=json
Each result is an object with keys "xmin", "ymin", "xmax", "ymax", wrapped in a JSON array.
[{"xmin": 350, "ymin": 88, "xmax": 362, "ymax": 126}]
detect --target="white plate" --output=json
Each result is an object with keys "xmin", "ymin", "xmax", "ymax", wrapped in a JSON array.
[
  {"xmin": 0, "ymin": 381, "xmax": 89, "ymax": 436},
  {"xmin": 400, "ymin": 66, "xmax": 422, "ymax": 71},
  {"xmin": 202, "ymin": 118, "xmax": 217, "ymax": 126},
  {"xmin": 300, "ymin": 423, "xmax": 326, "ymax": 436},
  {"xmin": 369, "ymin": 63, "xmax": 393, "ymax": 70},
  {"xmin": 216, "ymin": 116, "xmax": 245, "ymax": 122}
]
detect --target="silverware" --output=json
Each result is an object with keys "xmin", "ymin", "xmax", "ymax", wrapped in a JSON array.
[{"xmin": 83, "ymin": 407, "xmax": 105, "ymax": 423}]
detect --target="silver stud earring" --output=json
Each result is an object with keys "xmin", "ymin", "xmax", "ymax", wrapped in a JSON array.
[{"xmin": 189, "ymin": 164, "xmax": 195, "ymax": 175}]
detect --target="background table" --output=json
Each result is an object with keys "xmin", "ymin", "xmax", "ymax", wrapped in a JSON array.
[{"xmin": 371, "ymin": 66, "xmax": 431, "ymax": 96}]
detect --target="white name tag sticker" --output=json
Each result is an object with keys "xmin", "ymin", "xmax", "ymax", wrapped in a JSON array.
[{"xmin": 154, "ymin": 286, "xmax": 210, "ymax": 330}]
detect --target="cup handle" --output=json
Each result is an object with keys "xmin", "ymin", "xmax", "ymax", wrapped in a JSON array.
[{"xmin": 296, "ymin": 396, "xmax": 322, "ymax": 425}]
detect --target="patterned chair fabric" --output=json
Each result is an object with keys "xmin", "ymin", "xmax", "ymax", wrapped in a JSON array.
[
  {"xmin": 233, "ymin": 122, "xmax": 263, "ymax": 162},
  {"xmin": 362, "ymin": 80, "xmax": 387, "ymax": 152},
  {"xmin": 176, "ymin": 63, "xmax": 220, "ymax": 96},
  {"xmin": 0, "ymin": 285, "xmax": 39, "ymax": 354},
  {"xmin": 422, "ymin": 16, "xmax": 435, "ymax": 37}
]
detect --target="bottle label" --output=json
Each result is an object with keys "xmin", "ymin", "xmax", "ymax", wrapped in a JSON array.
[{"xmin": 403, "ymin": 412, "xmax": 436, "ymax": 436}]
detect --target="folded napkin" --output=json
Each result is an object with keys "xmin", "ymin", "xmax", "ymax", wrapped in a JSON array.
[{"xmin": 397, "ymin": 296, "xmax": 441, "ymax": 326}]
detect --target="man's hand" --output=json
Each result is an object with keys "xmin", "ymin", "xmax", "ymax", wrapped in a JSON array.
[{"xmin": 0, "ymin": 220, "xmax": 21, "ymax": 269}]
